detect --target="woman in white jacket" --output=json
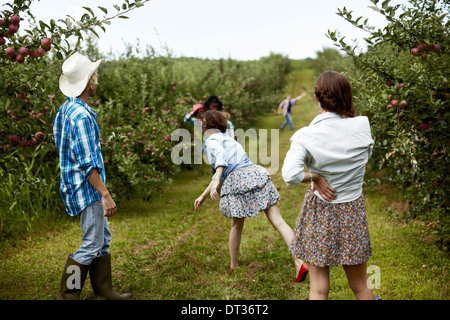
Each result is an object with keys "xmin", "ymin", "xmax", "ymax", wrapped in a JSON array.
[{"xmin": 282, "ymin": 71, "xmax": 375, "ymax": 300}]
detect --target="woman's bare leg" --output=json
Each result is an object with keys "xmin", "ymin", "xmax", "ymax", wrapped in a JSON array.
[
  {"xmin": 308, "ymin": 265, "xmax": 330, "ymax": 300},
  {"xmin": 229, "ymin": 217, "xmax": 245, "ymax": 269},
  {"xmin": 343, "ymin": 263, "xmax": 374, "ymax": 300},
  {"xmin": 264, "ymin": 204, "xmax": 304, "ymax": 274}
]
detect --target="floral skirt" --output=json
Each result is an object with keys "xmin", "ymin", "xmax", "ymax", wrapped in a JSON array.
[
  {"xmin": 290, "ymin": 189, "xmax": 372, "ymax": 267},
  {"xmin": 219, "ymin": 165, "xmax": 280, "ymax": 219}
]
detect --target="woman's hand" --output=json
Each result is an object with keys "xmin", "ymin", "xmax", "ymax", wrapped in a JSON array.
[
  {"xmin": 311, "ymin": 173, "xmax": 337, "ymax": 202},
  {"xmin": 194, "ymin": 195, "xmax": 205, "ymax": 211},
  {"xmin": 210, "ymin": 180, "xmax": 221, "ymax": 201}
]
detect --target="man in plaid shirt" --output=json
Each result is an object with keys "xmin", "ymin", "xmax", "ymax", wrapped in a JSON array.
[{"xmin": 54, "ymin": 52, "xmax": 130, "ymax": 300}]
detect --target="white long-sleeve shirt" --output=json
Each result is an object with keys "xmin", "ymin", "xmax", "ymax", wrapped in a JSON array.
[{"xmin": 282, "ymin": 112, "xmax": 374, "ymax": 203}]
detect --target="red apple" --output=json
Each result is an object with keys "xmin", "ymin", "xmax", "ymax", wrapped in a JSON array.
[
  {"xmin": 0, "ymin": 19, "xmax": 5, "ymax": 26},
  {"xmin": 0, "ymin": 37, "xmax": 5, "ymax": 46},
  {"xmin": 421, "ymin": 53, "xmax": 427, "ymax": 60},
  {"xmin": 432, "ymin": 43, "xmax": 441, "ymax": 52},
  {"xmin": 418, "ymin": 123, "xmax": 428, "ymax": 131},
  {"xmin": 399, "ymin": 100, "xmax": 407, "ymax": 108},
  {"xmin": 417, "ymin": 43, "xmax": 427, "ymax": 51},
  {"xmin": 15, "ymin": 54, "xmax": 25, "ymax": 63},
  {"xmin": 41, "ymin": 38, "xmax": 51, "ymax": 51},
  {"xmin": 20, "ymin": 140, "xmax": 28, "ymax": 148},
  {"xmin": 9, "ymin": 135, "xmax": 19, "ymax": 146},
  {"xmin": 411, "ymin": 47, "xmax": 419, "ymax": 56},
  {"xmin": 30, "ymin": 50, "xmax": 38, "ymax": 58},
  {"xmin": 35, "ymin": 132, "xmax": 44, "ymax": 139},
  {"xmin": 9, "ymin": 24, "xmax": 18, "ymax": 34},
  {"xmin": 10, "ymin": 14, "xmax": 20, "ymax": 25},
  {"xmin": 390, "ymin": 100, "xmax": 398, "ymax": 107},
  {"xmin": 19, "ymin": 47, "xmax": 29, "ymax": 56},
  {"xmin": 29, "ymin": 138, "xmax": 38, "ymax": 146},
  {"xmin": 37, "ymin": 47, "xmax": 45, "ymax": 57},
  {"xmin": 5, "ymin": 46, "xmax": 15, "ymax": 56},
  {"xmin": 397, "ymin": 83, "xmax": 405, "ymax": 89}
]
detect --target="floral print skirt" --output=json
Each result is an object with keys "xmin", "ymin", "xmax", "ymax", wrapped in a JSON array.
[
  {"xmin": 290, "ymin": 189, "xmax": 372, "ymax": 267},
  {"xmin": 219, "ymin": 165, "xmax": 280, "ymax": 219}
]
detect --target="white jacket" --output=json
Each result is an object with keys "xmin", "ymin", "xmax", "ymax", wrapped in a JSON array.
[{"xmin": 282, "ymin": 112, "xmax": 374, "ymax": 203}]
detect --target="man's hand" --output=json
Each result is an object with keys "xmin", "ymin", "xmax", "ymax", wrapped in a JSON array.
[
  {"xmin": 102, "ymin": 193, "xmax": 116, "ymax": 217},
  {"xmin": 88, "ymin": 168, "xmax": 116, "ymax": 217}
]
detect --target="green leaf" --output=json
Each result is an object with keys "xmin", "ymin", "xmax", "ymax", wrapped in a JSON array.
[
  {"xmin": 368, "ymin": 6, "xmax": 381, "ymax": 13},
  {"xmin": 91, "ymin": 28, "xmax": 100, "ymax": 38},
  {"xmin": 83, "ymin": 6, "xmax": 95, "ymax": 17},
  {"xmin": 39, "ymin": 20, "xmax": 50, "ymax": 31},
  {"xmin": 381, "ymin": 0, "xmax": 390, "ymax": 10},
  {"xmin": 118, "ymin": 15, "xmax": 129, "ymax": 19},
  {"xmin": 98, "ymin": 6, "xmax": 108, "ymax": 14},
  {"xmin": 65, "ymin": 18, "xmax": 73, "ymax": 29}
]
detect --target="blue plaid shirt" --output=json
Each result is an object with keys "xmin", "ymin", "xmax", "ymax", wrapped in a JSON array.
[{"xmin": 53, "ymin": 97, "xmax": 105, "ymax": 216}]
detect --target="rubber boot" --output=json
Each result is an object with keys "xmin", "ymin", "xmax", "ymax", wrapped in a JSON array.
[
  {"xmin": 58, "ymin": 254, "xmax": 90, "ymax": 300},
  {"xmin": 89, "ymin": 253, "xmax": 131, "ymax": 300}
]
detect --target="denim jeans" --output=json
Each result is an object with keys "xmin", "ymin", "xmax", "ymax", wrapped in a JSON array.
[
  {"xmin": 281, "ymin": 112, "xmax": 294, "ymax": 131},
  {"xmin": 72, "ymin": 200, "xmax": 111, "ymax": 265}
]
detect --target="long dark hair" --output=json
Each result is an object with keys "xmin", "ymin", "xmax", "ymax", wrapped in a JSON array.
[
  {"xmin": 203, "ymin": 95, "xmax": 223, "ymax": 111},
  {"xmin": 314, "ymin": 71, "xmax": 355, "ymax": 118}
]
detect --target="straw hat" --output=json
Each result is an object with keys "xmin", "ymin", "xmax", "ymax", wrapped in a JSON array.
[{"xmin": 59, "ymin": 52, "xmax": 102, "ymax": 97}]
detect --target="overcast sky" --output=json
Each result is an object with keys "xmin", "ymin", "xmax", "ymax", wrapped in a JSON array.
[{"xmin": 20, "ymin": 0, "xmax": 410, "ymax": 60}]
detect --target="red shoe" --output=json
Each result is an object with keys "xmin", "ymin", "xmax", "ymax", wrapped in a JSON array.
[{"xmin": 295, "ymin": 262, "xmax": 309, "ymax": 283}]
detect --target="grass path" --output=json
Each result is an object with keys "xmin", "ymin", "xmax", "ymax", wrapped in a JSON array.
[{"xmin": 0, "ymin": 69, "xmax": 448, "ymax": 300}]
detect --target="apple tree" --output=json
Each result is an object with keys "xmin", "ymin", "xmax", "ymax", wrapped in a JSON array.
[
  {"xmin": 328, "ymin": 0, "xmax": 449, "ymax": 234},
  {"xmin": 0, "ymin": 0, "xmax": 149, "ymax": 237}
]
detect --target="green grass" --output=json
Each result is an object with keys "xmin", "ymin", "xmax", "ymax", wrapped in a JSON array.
[{"xmin": 0, "ymin": 69, "xmax": 448, "ymax": 300}]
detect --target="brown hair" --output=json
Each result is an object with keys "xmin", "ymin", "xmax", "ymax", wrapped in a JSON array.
[
  {"xmin": 314, "ymin": 71, "xmax": 355, "ymax": 118},
  {"xmin": 201, "ymin": 110, "xmax": 229, "ymax": 133}
]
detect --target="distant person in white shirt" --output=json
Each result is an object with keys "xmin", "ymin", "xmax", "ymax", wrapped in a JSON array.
[
  {"xmin": 278, "ymin": 93, "xmax": 306, "ymax": 131},
  {"xmin": 282, "ymin": 71, "xmax": 375, "ymax": 300}
]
